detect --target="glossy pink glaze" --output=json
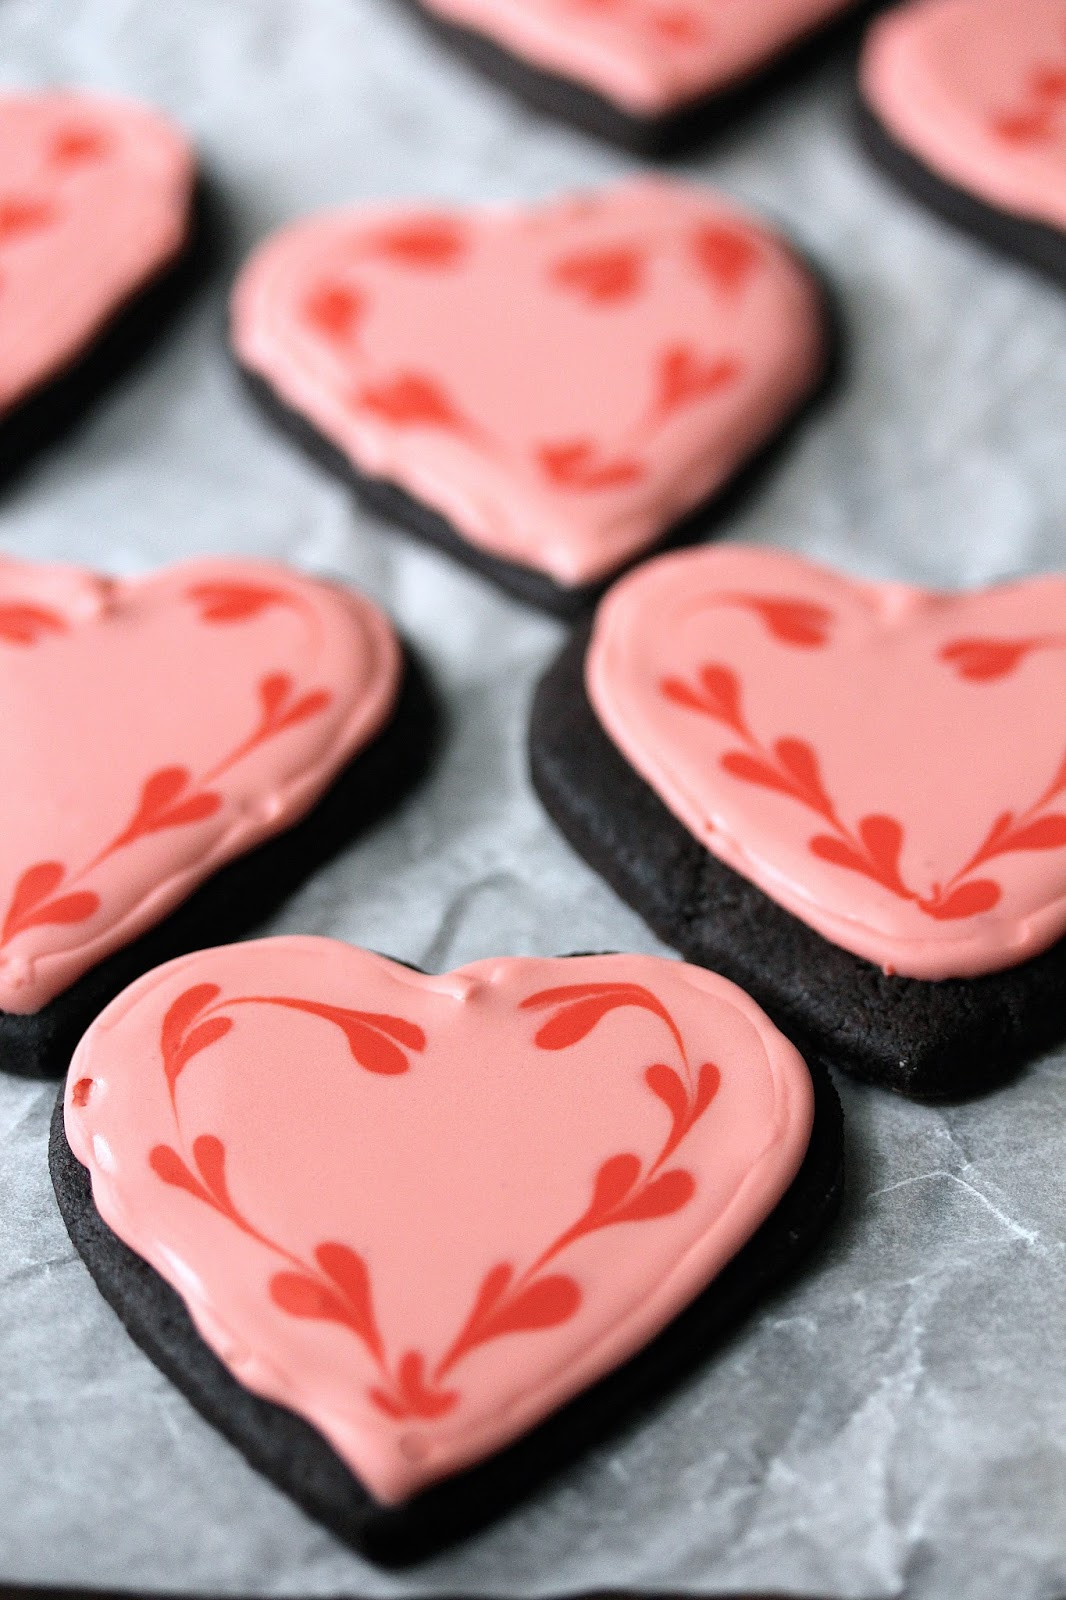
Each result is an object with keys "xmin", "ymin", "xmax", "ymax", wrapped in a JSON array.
[
  {"xmin": 0, "ymin": 91, "xmax": 195, "ymax": 415},
  {"xmin": 419, "ymin": 0, "xmax": 854, "ymax": 114},
  {"xmin": 861, "ymin": 0, "xmax": 1066, "ymax": 232},
  {"xmin": 231, "ymin": 179, "xmax": 826, "ymax": 586},
  {"xmin": 587, "ymin": 545, "xmax": 1066, "ymax": 980},
  {"xmin": 65, "ymin": 941, "xmax": 814, "ymax": 1503},
  {"xmin": 0, "ymin": 559, "xmax": 401, "ymax": 1015}
]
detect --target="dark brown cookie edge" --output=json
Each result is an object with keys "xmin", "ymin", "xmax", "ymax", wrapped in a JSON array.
[
  {"xmin": 855, "ymin": 95, "xmax": 1066, "ymax": 287},
  {"xmin": 0, "ymin": 173, "xmax": 217, "ymax": 491}
]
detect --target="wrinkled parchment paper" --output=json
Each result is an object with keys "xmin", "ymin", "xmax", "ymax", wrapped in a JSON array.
[{"xmin": 2, "ymin": 2, "xmax": 1066, "ymax": 1595}]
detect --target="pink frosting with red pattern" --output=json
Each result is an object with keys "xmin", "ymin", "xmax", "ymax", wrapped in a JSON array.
[
  {"xmin": 65, "ymin": 941, "xmax": 813, "ymax": 1503},
  {"xmin": 0, "ymin": 91, "xmax": 194, "ymax": 416},
  {"xmin": 861, "ymin": 0, "xmax": 1066, "ymax": 232},
  {"xmin": 231, "ymin": 180, "xmax": 827, "ymax": 587},
  {"xmin": 0, "ymin": 559, "xmax": 401, "ymax": 1015},
  {"xmin": 419, "ymin": 0, "xmax": 854, "ymax": 114},
  {"xmin": 587, "ymin": 544, "xmax": 1066, "ymax": 980}
]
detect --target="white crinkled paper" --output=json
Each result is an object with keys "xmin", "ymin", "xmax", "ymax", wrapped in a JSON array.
[{"xmin": 1, "ymin": 2, "xmax": 1066, "ymax": 1596}]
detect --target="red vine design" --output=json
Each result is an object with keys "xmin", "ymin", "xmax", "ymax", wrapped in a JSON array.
[
  {"xmin": 568, "ymin": 0, "xmax": 711, "ymax": 51},
  {"xmin": 537, "ymin": 438, "xmax": 646, "ymax": 490},
  {"xmin": 0, "ymin": 658, "xmax": 332, "ymax": 955},
  {"xmin": 367, "ymin": 217, "xmax": 467, "ymax": 269},
  {"xmin": 49, "ymin": 126, "xmax": 111, "ymax": 166},
  {"xmin": 990, "ymin": 33, "xmax": 1066, "ymax": 145},
  {"xmin": 297, "ymin": 196, "xmax": 763, "ymax": 500},
  {"xmin": 303, "ymin": 283, "xmax": 366, "ymax": 344},
  {"xmin": 0, "ymin": 602, "xmax": 68, "ymax": 645},
  {"xmin": 692, "ymin": 222, "xmax": 760, "ymax": 295},
  {"xmin": 0, "ymin": 196, "xmax": 57, "ymax": 244},
  {"xmin": 551, "ymin": 246, "xmax": 645, "ymax": 304},
  {"xmin": 654, "ymin": 346, "xmax": 743, "ymax": 421},
  {"xmin": 146, "ymin": 976, "xmax": 719, "ymax": 1422},
  {"xmin": 939, "ymin": 633, "xmax": 1066, "ymax": 682},
  {"xmin": 357, "ymin": 372, "xmax": 479, "ymax": 438},
  {"xmin": 662, "ymin": 656, "xmax": 1066, "ymax": 921}
]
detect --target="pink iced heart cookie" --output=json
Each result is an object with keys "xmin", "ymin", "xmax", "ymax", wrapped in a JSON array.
[
  {"xmin": 860, "ymin": 0, "xmax": 1066, "ymax": 283},
  {"xmin": 530, "ymin": 546, "xmax": 1066, "ymax": 1096},
  {"xmin": 0, "ymin": 558, "xmax": 426, "ymax": 1078},
  {"xmin": 0, "ymin": 91, "xmax": 199, "ymax": 472},
  {"xmin": 55, "ymin": 941, "xmax": 837, "ymax": 1559},
  {"xmin": 407, "ymin": 0, "xmax": 858, "ymax": 152},
  {"xmin": 231, "ymin": 179, "xmax": 829, "ymax": 614}
]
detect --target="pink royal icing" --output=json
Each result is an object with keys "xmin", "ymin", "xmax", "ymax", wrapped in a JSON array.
[
  {"xmin": 65, "ymin": 940, "xmax": 814, "ymax": 1503},
  {"xmin": 418, "ymin": 0, "xmax": 855, "ymax": 115},
  {"xmin": 861, "ymin": 0, "xmax": 1066, "ymax": 232},
  {"xmin": 231, "ymin": 180, "xmax": 827, "ymax": 587},
  {"xmin": 0, "ymin": 91, "xmax": 195, "ymax": 416},
  {"xmin": 586, "ymin": 545, "xmax": 1066, "ymax": 981},
  {"xmin": 0, "ymin": 559, "xmax": 401, "ymax": 1015}
]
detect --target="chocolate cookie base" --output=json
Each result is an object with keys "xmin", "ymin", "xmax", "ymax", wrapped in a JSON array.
[
  {"xmin": 857, "ymin": 98, "xmax": 1066, "ymax": 288},
  {"xmin": 401, "ymin": 0, "xmax": 882, "ymax": 157},
  {"xmin": 49, "ymin": 1002, "xmax": 842, "ymax": 1567},
  {"xmin": 530, "ymin": 626, "xmax": 1066, "ymax": 1101},
  {"xmin": 0, "ymin": 177, "xmax": 214, "ymax": 491},
  {"xmin": 237, "ymin": 277, "xmax": 837, "ymax": 619},
  {"xmin": 0, "ymin": 651, "xmax": 436, "ymax": 1080}
]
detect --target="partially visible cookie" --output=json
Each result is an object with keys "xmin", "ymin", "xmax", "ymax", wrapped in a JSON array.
[
  {"xmin": 403, "ymin": 0, "xmax": 860, "ymax": 154},
  {"xmin": 52, "ymin": 940, "xmax": 841, "ymax": 1563},
  {"xmin": 0, "ymin": 91, "xmax": 204, "ymax": 483},
  {"xmin": 233, "ymin": 179, "xmax": 831, "ymax": 616},
  {"xmin": 858, "ymin": 0, "xmax": 1066, "ymax": 284},
  {"xmin": 531, "ymin": 544, "xmax": 1066, "ymax": 1098},
  {"xmin": 0, "ymin": 557, "xmax": 434, "ymax": 1079}
]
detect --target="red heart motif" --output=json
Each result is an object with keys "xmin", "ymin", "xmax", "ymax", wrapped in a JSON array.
[
  {"xmin": 65, "ymin": 941, "xmax": 813, "ymax": 1503},
  {"xmin": 861, "ymin": 0, "xmax": 1066, "ymax": 231},
  {"xmin": 0, "ymin": 91, "xmax": 194, "ymax": 416},
  {"xmin": 0, "ymin": 558, "xmax": 400, "ymax": 1014},
  {"xmin": 586, "ymin": 545, "xmax": 1066, "ymax": 980},
  {"xmin": 413, "ymin": 0, "xmax": 854, "ymax": 115},
  {"xmin": 231, "ymin": 179, "xmax": 827, "ymax": 587}
]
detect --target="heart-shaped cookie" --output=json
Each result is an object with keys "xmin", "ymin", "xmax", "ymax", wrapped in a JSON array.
[
  {"xmin": 54, "ymin": 940, "xmax": 838, "ymax": 1560},
  {"xmin": 0, "ymin": 557, "xmax": 424, "ymax": 1077},
  {"xmin": 0, "ymin": 92, "xmax": 198, "ymax": 473},
  {"xmin": 232, "ymin": 179, "xmax": 828, "ymax": 614},
  {"xmin": 407, "ymin": 0, "xmax": 857, "ymax": 152},
  {"xmin": 531, "ymin": 546, "xmax": 1066, "ymax": 1096},
  {"xmin": 859, "ymin": 0, "xmax": 1066, "ymax": 283}
]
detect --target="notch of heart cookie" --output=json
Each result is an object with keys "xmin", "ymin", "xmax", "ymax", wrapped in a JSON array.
[
  {"xmin": 413, "ymin": 0, "xmax": 857, "ymax": 116},
  {"xmin": 0, "ymin": 91, "xmax": 195, "ymax": 416},
  {"xmin": 0, "ymin": 559, "xmax": 401, "ymax": 1015},
  {"xmin": 64, "ymin": 940, "xmax": 814, "ymax": 1505},
  {"xmin": 860, "ymin": 0, "xmax": 1066, "ymax": 233},
  {"xmin": 586, "ymin": 545, "xmax": 1066, "ymax": 980},
  {"xmin": 231, "ymin": 179, "xmax": 828, "ymax": 589}
]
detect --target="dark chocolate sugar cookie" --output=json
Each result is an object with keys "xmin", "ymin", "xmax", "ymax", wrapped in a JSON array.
[
  {"xmin": 232, "ymin": 179, "xmax": 831, "ymax": 616},
  {"xmin": 52, "ymin": 941, "xmax": 841, "ymax": 1564},
  {"xmin": 531, "ymin": 544, "xmax": 1066, "ymax": 1099}
]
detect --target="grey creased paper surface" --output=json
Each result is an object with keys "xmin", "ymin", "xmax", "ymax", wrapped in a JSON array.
[{"xmin": 1, "ymin": 1, "xmax": 1066, "ymax": 1596}]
